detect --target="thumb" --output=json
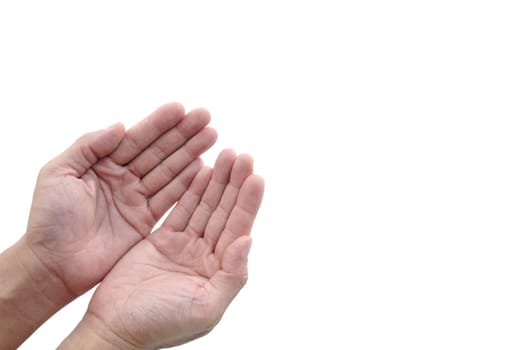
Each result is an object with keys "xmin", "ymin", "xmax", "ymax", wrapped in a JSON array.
[
  {"xmin": 47, "ymin": 122, "xmax": 125, "ymax": 176},
  {"xmin": 209, "ymin": 236, "xmax": 253, "ymax": 310}
]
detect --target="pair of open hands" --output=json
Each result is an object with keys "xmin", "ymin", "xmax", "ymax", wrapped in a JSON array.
[{"xmin": 23, "ymin": 103, "xmax": 264, "ymax": 349}]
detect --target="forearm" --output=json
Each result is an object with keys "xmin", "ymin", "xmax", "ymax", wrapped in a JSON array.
[
  {"xmin": 58, "ymin": 313, "xmax": 142, "ymax": 350},
  {"xmin": 0, "ymin": 237, "xmax": 74, "ymax": 348}
]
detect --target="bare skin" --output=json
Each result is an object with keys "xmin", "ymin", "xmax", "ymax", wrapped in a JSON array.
[
  {"xmin": 59, "ymin": 150, "xmax": 265, "ymax": 349},
  {"xmin": 0, "ymin": 103, "xmax": 217, "ymax": 348},
  {"xmin": 26, "ymin": 103, "xmax": 217, "ymax": 296}
]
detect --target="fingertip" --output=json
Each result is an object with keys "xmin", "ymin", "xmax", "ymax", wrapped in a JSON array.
[
  {"xmin": 237, "ymin": 153, "xmax": 254, "ymax": 166},
  {"xmin": 247, "ymin": 174, "xmax": 265, "ymax": 193},
  {"xmin": 204, "ymin": 127, "xmax": 218, "ymax": 144},
  {"xmin": 95, "ymin": 122, "xmax": 127, "ymax": 153},
  {"xmin": 107, "ymin": 122, "xmax": 126, "ymax": 139},
  {"xmin": 151, "ymin": 102, "xmax": 186, "ymax": 129},
  {"xmin": 219, "ymin": 148, "xmax": 237, "ymax": 158},
  {"xmin": 198, "ymin": 165, "xmax": 213, "ymax": 179},
  {"xmin": 215, "ymin": 149, "xmax": 237, "ymax": 168},
  {"xmin": 192, "ymin": 165, "xmax": 212, "ymax": 183},
  {"xmin": 240, "ymin": 174, "xmax": 265, "ymax": 212},
  {"xmin": 239, "ymin": 154, "xmax": 254, "ymax": 174},
  {"xmin": 211, "ymin": 149, "xmax": 236, "ymax": 183},
  {"xmin": 160, "ymin": 102, "xmax": 186, "ymax": 117},
  {"xmin": 230, "ymin": 154, "xmax": 254, "ymax": 184},
  {"xmin": 187, "ymin": 107, "xmax": 211, "ymax": 125}
]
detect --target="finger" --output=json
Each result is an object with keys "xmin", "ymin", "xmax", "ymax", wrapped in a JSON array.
[
  {"xmin": 148, "ymin": 159, "xmax": 206, "ymax": 222},
  {"xmin": 203, "ymin": 154, "xmax": 254, "ymax": 247},
  {"xmin": 109, "ymin": 102, "xmax": 186, "ymax": 165},
  {"xmin": 209, "ymin": 236, "xmax": 252, "ymax": 311},
  {"xmin": 213, "ymin": 174, "xmax": 264, "ymax": 257},
  {"xmin": 141, "ymin": 127, "xmax": 217, "ymax": 197},
  {"xmin": 46, "ymin": 123, "xmax": 125, "ymax": 177},
  {"xmin": 184, "ymin": 149, "xmax": 237, "ymax": 236},
  {"xmin": 161, "ymin": 166, "xmax": 212, "ymax": 232},
  {"xmin": 127, "ymin": 108, "xmax": 212, "ymax": 177}
]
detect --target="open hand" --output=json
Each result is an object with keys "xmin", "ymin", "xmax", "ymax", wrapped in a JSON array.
[
  {"xmin": 24, "ymin": 103, "xmax": 217, "ymax": 296},
  {"xmin": 80, "ymin": 150, "xmax": 264, "ymax": 349}
]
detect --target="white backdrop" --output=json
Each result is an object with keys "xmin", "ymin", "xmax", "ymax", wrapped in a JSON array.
[{"xmin": 1, "ymin": 1, "xmax": 526, "ymax": 349}]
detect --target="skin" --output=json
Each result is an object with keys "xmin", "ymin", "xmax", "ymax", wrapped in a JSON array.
[
  {"xmin": 26, "ymin": 103, "xmax": 217, "ymax": 296},
  {"xmin": 0, "ymin": 103, "xmax": 218, "ymax": 348},
  {"xmin": 59, "ymin": 150, "xmax": 265, "ymax": 349}
]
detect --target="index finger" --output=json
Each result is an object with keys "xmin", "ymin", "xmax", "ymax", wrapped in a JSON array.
[{"xmin": 109, "ymin": 102, "xmax": 186, "ymax": 165}]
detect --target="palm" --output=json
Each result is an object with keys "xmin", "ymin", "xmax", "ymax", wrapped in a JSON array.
[
  {"xmin": 86, "ymin": 151, "xmax": 264, "ymax": 349},
  {"xmin": 25, "ymin": 104, "xmax": 216, "ymax": 295}
]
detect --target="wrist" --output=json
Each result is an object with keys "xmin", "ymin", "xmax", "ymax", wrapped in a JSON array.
[
  {"xmin": 0, "ymin": 237, "xmax": 75, "ymax": 348},
  {"xmin": 58, "ymin": 312, "xmax": 143, "ymax": 350}
]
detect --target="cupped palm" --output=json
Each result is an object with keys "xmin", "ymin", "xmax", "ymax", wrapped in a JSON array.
[
  {"xmin": 25, "ymin": 104, "xmax": 217, "ymax": 295},
  {"xmin": 85, "ymin": 150, "xmax": 265, "ymax": 349}
]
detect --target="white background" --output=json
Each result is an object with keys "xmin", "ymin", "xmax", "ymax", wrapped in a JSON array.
[{"xmin": 1, "ymin": 1, "xmax": 526, "ymax": 349}]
